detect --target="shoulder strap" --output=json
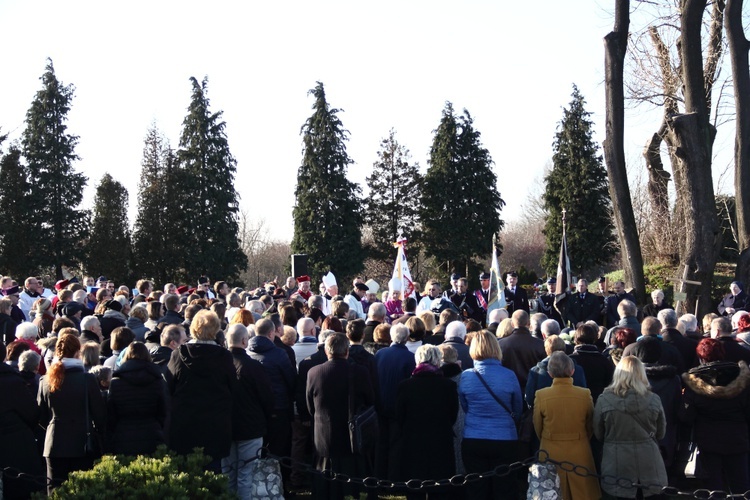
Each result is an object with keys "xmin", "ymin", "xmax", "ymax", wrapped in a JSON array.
[{"xmin": 473, "ymin": 369, "xmax": 514, "ymax": 418}]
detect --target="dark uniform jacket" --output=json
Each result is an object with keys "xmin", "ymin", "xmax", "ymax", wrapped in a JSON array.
[
  {"xmin": 566, "ymin": 292, "xmax": 601, "ymax": 327},
  {"xmin": 504, "ymin": 286, "xmax": 530, "ymax": 314}
]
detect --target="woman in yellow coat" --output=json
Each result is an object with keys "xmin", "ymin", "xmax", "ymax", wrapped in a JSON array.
[{"xmin": 533, "ymin": 351, "xmax": 601, "ymax": 499}]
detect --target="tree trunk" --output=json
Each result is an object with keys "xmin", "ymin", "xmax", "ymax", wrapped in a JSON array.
[
  {"xmin": 726, "ymin": 0, "xmax": 750, "ymax": 286},
  {"xmin": 603, "ymin": 0, "xmax": 647, "ymax": 305},
  {"xmin": 643, "ymin": 120, "xmax": 676, "ymax": 263},
  {"xmin": 664, "ymin": 0, "xmax": 721, "ymax": 317}
]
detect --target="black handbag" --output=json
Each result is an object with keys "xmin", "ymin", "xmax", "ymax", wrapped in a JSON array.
[
  {"xmin": 347, "ymin": 366, "xmax": 379, "ymax": 455},
  {"xmin": 83, "ymin": 373, "xmax": 102, "ymax": 458}
]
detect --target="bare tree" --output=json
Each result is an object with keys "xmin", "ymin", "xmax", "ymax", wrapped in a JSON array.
[
  {"xmin": 725, "ymin": 0, "xmax": 750, "ymax": 285},
  {"xmin": 604, "ymin": 0, "xmax": 647, "ymax": 304}
]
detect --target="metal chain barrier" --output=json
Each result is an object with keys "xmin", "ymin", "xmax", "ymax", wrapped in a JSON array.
[{"xmin": 7, "ymin": 448, "xmax": 750, "ymax": 498}]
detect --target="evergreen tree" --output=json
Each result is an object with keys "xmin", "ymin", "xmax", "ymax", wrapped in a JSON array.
[
  {"xmin": 420, "ymin": 103, "xmax": 504, "ymax": 279},
  {"xmin": 291, "ymin": 82, "xmax": 364, "ymax": 281},
  {"xmin": 542, "ymin": 85, "xmax": 616, "ymax": 277},
  {"xmin": 132, "ymin": 125, "xmax": 179, "ymax": 284},
  {"xmin": 21, "ymin": 59, "xmax": 88, "ymax": 279},
  {"xmin": 0, "ymin": 145, "xmax": 34, "ymax": 277},
  {"xmin": 173, "ymin": 77, "xmax": 246, "ymax": 282},
  {"xmin": 87, "ymin": 174, "xmax": 132, "ymax": 284},
  {"xmin": 365, "ymin": 129, "xmax": 422, "ymax": 260}
]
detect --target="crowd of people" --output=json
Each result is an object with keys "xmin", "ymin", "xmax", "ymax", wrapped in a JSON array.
[{"xmin": 0, "ymin": 270, "xmax": 749, "ymax": 499}]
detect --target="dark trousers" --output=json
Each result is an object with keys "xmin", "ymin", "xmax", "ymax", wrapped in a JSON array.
[
  {"xmin": 462, "ymin": 438, "xmax": 518, "ymax": 500},
  {"xmin": 266, "ymin": 409, "xmax": 292, "ymax": 492},
  {"xmin": 696, "ymin": 451, "xmax": 750, "ymax": 493},
  {"xmin": 46, "ymin": 456, "xmax": 95, "ymax": 495}
]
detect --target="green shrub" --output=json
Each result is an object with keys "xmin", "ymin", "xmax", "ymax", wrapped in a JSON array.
[{"xmin": 36, "ymin": 446, "xmax": 236, "ymax": 499}]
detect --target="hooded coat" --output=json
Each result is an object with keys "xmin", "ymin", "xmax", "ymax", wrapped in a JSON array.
[
  {"xmin": 107, "ymin": 359, "xmax": 169, "ymax": 455},
  {"xmin": 681, "ymin": 361, "xmax": 750, "ymax": 455},
  {"xmin": 167, "ymin": 343, "xmax": 235, "ymax": 460},
  {"xmin": 594, "ymin": 389, "xmax": 667, "ymax": 498}
]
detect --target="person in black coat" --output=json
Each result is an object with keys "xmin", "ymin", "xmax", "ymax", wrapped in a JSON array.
[
  {"xmin": 395, "ymin": 344, "xmax": 458, "ymax": 499},
  {"xmin": 497, "ymin": 310, "xmax": 546, "ymax": 391},
  {"xmin": 711, "ymin": 316, "xmax": 750, "ymax": 364},
  {"xmin": 247, "ymin": 318, "xmax": 296, "ymax": 489},
  {"xmin": 503, "ymin": 271, "xmax": 530, "ymax": 314},
  {"xmin": 167, "ymin": 310, "xmax": 235, "ymax": 471},
  {"xmin": 107, "ymin": 342, "xmax": 169, "ymax": 456},
  {"xmin": 222, "ymin": 324, "xmax": 274, "ymax": 499},
  {"xmin": 450, "ymin": 278, "xmax": 483, "ymax": 323},
  {"xmin": 38, "ymin": 333, "xmax": 106, "ymax": 494},
  {"xmin": 306, "ymin": 334, "xmax": 375, "ymax": 500},
  {"xmin": 658, "ymin": 309, "xmax": 699, "ymax": 371},
  {"xmin": 374, "ymin": 324, "xmax": 417, "ymax": 480},
  {"xmin": 565, "ymin": 279, "xmax": 602, "ymax": 327},
  {"xmin": 717, "ymin": 281, "xmax": 748, "ymax": 317},
  {"xmin": 0, "ymin": 341, "xmax": 45, "ymax": 499},
  {"xmin": 682, "ymin": 338, "xmax": 750, "ymax": 492},
  {"xmin": 569, "ymin": 323, "xmax": 614, "ymax": 403},
  {"xmin": 0, "ymin": 298, "xmax": 19, "ymax": 346},
  {"xmin": 603, "ymin": 281, "xmax": 636, "ymax": 328},
  {"xmin": 443, "ymin": 321, "xmax": 474, "ymax": 370}
]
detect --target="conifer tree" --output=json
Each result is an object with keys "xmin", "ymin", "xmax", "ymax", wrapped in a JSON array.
[
  {"xmin": 0, "ymin": 145, "xmax": 34, "ymax": 277},
  {"xmin": 173, "ymin": 77, "xmax": 246, "ymax": 282},
  {"xmin": 542, "ymin": 85, "xmax": 616, "ymax": 277},
  {"xmin": 87, "ymin": 174, "xmax": 132, "ymax": 284},
  {"xmin": 132, "ymin": 125, "xmax": 179, "ymax": 284},
  {"xmin": 420, "ymin": 103, "xmax": 504, "ymax": 279},
  {"xmin": 21, "ymin": 59, "xmax": 88, "ymax": 278},
  {"xmin": 291, "ymin": 82, "xmax": 364, "ymax": 281},
  {"xmin": 365, "ymin": 129, "xmax": 422, "ymax": 260}
]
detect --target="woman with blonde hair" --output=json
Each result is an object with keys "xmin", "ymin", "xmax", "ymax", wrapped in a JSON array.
[
  {"xmin": 38, "ymin": 333, "xmax": 106, "ymax": 493},
  {"xmin": 594, "ymin": 356, "xmax": 667, "ymax": 498},
  {"xmin": 496, "ymin": 317, "xmax": 514, "ymax": 339},
  {"xmin": 459, "ymin": 330, "xmax": 522, "ymax": 499},
  {"xmin": 417, "ymin": 310, "xmax": 436, "ymax": 335}
]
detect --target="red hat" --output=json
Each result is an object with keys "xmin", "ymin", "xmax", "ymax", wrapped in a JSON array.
[
  {"xmin": 187, "ymin": 287, "xmax": 197, "ymax": 295},
  {"xmin": 54, "ymin": 279, "xmax": 70, "ymax": 291},
  {"xmin": 176, "ymin": 285, "xmax": 189, "ymax": 295},
  {"xmin": 296, "ymin": 275, "xmax": 310, "ymax": 283}
]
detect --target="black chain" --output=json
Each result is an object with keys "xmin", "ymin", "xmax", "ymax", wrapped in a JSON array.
[{"xmin": 8, "ymin": 448, "xmax": 750, "ymax": 498}]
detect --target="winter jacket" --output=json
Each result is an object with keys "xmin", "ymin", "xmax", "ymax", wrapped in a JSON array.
[
  {"xmin": 167, "ymin": 342, "xmax": 235, "ymax": 459},
  {"xmin": 107, "ymin": 359, "xmax": 169, "ymax": 455},
  {"xmin": 525, "ymin": 355, "xmax": 587, "ymax": 408},
  {"xmin": 459, "ymin": 359, "xmax": 522, "ymax": 441},
  {"xmin": 374, "ymin": 342, "xmax": 416, "ymax": 418},
  {"xmin": 229, "ymin": 347, "xmax": 274, "ymax": 440},
  {"xmin": 682, "ymin": 360, "xmax": 750, "ymax": 455},
  {"xmin": 594, "ymin": 389, "xmax": 668, "ymax": 498},
  {"xmin": 247, "ymin": 335, "xmax": 295, "ymax": 411},
  {"xmin": 125, "ymin": 316, "xmax": 149, "ymax": 342}
]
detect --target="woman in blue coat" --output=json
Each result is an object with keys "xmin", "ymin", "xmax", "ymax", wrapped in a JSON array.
[{"xmin": 459, "ymin": 331, "xmax": 522, "ymax": 499}]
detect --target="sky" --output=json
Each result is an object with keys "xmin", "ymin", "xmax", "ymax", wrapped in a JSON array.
[{"xmin": 0, "ymin": 0, "xmax": 745, "ymax": 243}]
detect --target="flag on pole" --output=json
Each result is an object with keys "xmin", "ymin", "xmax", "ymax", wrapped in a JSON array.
[
  {"xmin": 555, "ymin": 227, "xmax": 572, "ymax": 304},
  {"xmin": 486, "ymin": 236, "xmax": 506, "ymax": 323},
  {"xmin": 392, "ymin": 237, "xmax": 416, "ymax": 299}
]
